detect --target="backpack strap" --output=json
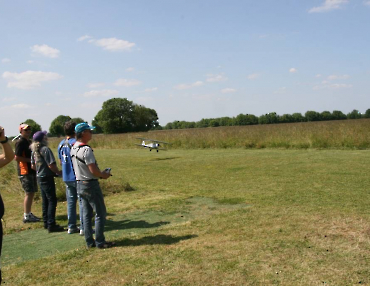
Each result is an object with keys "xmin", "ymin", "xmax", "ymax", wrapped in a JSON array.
[{"xmin": 71, "ymin": 144, "xmax": 91, "ymax": 165}]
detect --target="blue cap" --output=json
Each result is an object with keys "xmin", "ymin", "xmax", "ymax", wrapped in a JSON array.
[
  {"xmin": 33, "ymin": 131, "xmax": 47, "ymax": 142},
  {"xmin": 75, "ymin": 122, "xmax": 95, "ymax": 133}
]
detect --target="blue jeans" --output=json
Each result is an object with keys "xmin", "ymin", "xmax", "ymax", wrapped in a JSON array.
[
  {"xmin": 65, "ymin": 181, "xmax": 84, "ymax": 230},
  {"xmin": 37, "ymin": 176, "xmax": 57, "ymax": 227},
  {"xmin": 77, "ymin": 180, "xmax": 106, "ymax": 247}
]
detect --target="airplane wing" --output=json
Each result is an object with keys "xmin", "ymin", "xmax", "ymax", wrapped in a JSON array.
[{"xmin": 136, "ymin": 137, "xmax": 170, "ymax": 145}]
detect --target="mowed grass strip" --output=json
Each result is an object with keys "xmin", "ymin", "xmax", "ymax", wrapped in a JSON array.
[{"xmin": 1, "ymin": 149, "xmax": 370, "ymax": 285}]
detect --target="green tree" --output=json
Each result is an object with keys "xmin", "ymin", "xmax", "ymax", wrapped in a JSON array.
[
  {"xmin": 93, "ymin": 98, "xmax": 159, "ymax": 133},
  {"xmin": 305, "ymin": 111, "xmax": 321, "ymax": 122},
  {"xmin": 332, "ymin": 110, "xmax": 347, "ymax": 120},
  {"xmin": 279, "ymin": 114, "xmax": 293, "ymax": 123},
  {"xmin": 364, "ymin": 109, "xmax": 370, "ymax": 118},
  {"xmin": 320, "ymin": 111, "xmax": 333, "ymax": 121},
  {"xmin": 347, "ymin": 109, "xmax": 362, "ymax": 119},
  {"xmin": 133, "ymin": 105, "xmax": 159, "ymax": 131},
  {"xmin": 71, "ymin": 117, "xmax": 85, "ymax": 124},
  {"xmin": 291, "ymin": 113, "xmax": 305, "ymax": 122},
  {"xmin": 49, "ymin": 115, "xmax": 71, "ymax": 137},
  {"xmin": 23, "ymin": 119, "xmax": 42, "ymax": 136},
  {"xmin": 234, "ymin": 114, "xmax": 249, "ymax": 125}
]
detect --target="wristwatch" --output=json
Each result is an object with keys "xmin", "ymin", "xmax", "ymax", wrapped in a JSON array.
[{"xmin": 0, "ymin": 136, "xmax": 8, "ymax": 144}]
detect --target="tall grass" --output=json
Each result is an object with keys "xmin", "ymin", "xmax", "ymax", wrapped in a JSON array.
[{"xmin": 46, "ymin": 118, "xmax": 370, "ymax": 150}]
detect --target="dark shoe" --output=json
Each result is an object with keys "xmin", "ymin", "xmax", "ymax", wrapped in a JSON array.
[
  {"xmin": 29, "ymin": 213, "xmax": 41, "ymax": 221},
  {"xmin": 86, "ymin": 243, "xmax": 96, "ymax": 249},
  {"xmin": 48, "ymin": 224, "xmax": 65, "ymax": 233},
  {"xmin": 23, "ymin": 215, "xmax": 40, "ymax": 223},
  {"xmin": 97, "ymin": 241, "xmax": 116, "ymax": 249}
]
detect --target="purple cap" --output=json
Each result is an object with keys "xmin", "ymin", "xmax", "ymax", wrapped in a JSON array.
[{"xmin": 33, "ymin": 131, "xmax": 47, "ymax": 142}]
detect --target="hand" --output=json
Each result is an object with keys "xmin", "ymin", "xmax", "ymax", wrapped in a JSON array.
[
  {"xmin": 101, "ymin": 170, "xmax": 111, "ymax": 179},
  {"xmin": 0, "ymin": 126, "xmax": 5, "ymax": 141}
]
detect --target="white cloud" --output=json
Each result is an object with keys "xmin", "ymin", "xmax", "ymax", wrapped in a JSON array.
[
  {"xmin": 206, "ymin": 74, "xmax": 227, "ymax": 82},
  {"xmin": 83, "ymin": 89, "xmax": 119, "ymax": 97},
  {"xmin": 11, "ymin": 104, "xmax": 32, "ymax": 109},
  {"xmin": 174, "ymin": 81, "xmax": 204, "ymax": 90},
  {"xmin": 31, "ymin": 44, "xmax": 60, "ymax": 58},
  {"xmin": 1, "ymin": 58, "xmax": 10, "ymax": 63},
  {"xmin": 87, "ymin": 83, "xmax": 105, "ymax": 88},
  {"xmin": 221, "ymin": 88, "xmax": 237, "ymax": 93},
  {"xmin": 309, "ymin": 0, "xmax": 348, "ymax": 13},
  {"xmin": 94, "ymin": 38, "xmax": 135, "ymax": 51},
  {"xmin": 78, "ymin": 35, "xmax": 92, "ymax": 42},
  {"xmin": 327, "ymin": 74, "xmax": 350, "ymax": 80},
  {"xmin": 144, "ymin": 87, "xmax": 158, "ymax": 92},
  {"xmin": 316, "ymin": 74, "xmax": 322, "ymax": 78},
  {"xmin": 114, "ymin": 78, "xmax": 141, "ymax": 87},
  {"xmin": 364, "ymin": 1, "xmax": 370, "ymax": 6},
  {"xmin": 289, "ymin": 68, "xmax": 298, "ymax": 73},
  {"xmin": 2, "ymin": 97, "xmax": 16, "ymax": 102},
  {"xmin": 247, "ymin": 73, "xmax": 261, "ymax": 80},
  {"xmin": 313, "ymin": 83, "xmax": 352, "ymax": 90},
  {"xmin": 126, "ymin": 67, "xmax": 135, "ymax": 72},
  {"xmin": 2, "ymin": 71, "xmax": 63, "ymax": 89},
  {"xmin": 27, "ymin": 60, "xmax": 34, "ymax": 64}
]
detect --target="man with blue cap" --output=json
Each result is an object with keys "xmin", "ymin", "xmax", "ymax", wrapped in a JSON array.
[{"xmin": 70, "ymin": 123, "xmax": 115, "ymax": 249}]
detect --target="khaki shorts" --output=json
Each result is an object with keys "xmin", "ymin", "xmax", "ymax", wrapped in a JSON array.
[{"xmin": 19, "ymin": 174, "xmax": 38, "ymax": 193}]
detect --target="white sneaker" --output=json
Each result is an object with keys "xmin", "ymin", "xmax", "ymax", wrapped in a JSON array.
[
  {"xmin": 68, "ymin": 228, "xmax": 80, "ymax": 234},
  {"xmin": 79, "ymin": 229, "xmax": 84, "ymax": 236}
]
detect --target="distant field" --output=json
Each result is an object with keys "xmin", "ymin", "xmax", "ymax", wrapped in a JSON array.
[
  {"xmin": 45, "ymin": 118, "xmax": 370, "ymax": 150},
  {"xmin": 1, "ymin": 148, "xmax": 370, "ymax": 285}
]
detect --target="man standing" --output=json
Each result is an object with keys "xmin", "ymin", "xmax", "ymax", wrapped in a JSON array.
[
  {"xmin": 0, "ymin": 125, "xmax": 15, "ymax": 282},
  {"xmin": 58, "ymin": 121, "xmax": 84, "ymax": 234},
  {"xmin": 14, "ymin": 123, "xmax": 40, "ymax": 223},
  {"xmin": 70, "ymin": 122, "xmax": 115, "ymax": 249}
]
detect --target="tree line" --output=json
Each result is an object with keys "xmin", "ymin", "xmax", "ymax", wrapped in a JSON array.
[
  {"xmin": 162, "ymin": 109, "xmax": 370, "ymax": 130},
  {"xmin": 19, "ymin": 99, "xmax": 370, "ymax": 136},
  {"xmin": 20, "ymin": 98, "xmax": 159, "ymax": 137}
]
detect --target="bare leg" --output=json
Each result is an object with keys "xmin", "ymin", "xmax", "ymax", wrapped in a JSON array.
[{"xmin": 24, "ymin": 192, "xmax": 35, "ymax": 214}]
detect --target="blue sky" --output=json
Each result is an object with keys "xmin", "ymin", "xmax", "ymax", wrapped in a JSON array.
[{"xmin": 1, "ymin": 0, "xmax": 369, "ymax": 136}]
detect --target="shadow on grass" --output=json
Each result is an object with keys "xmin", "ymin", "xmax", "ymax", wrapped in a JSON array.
[
  {"xmin": 114, "ymin": 234, "xmax": 197, "ymax": 247},
  {"xmin": 150, "ymin": 157, "xmax": 181, "ymax": 161},
  {"xmin": 105, "ymin": 219, "xmax": 170, "ymax": 231}
]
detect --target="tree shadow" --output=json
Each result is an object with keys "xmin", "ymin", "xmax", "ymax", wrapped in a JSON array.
[
  {"xmin": 105, "ymin": 219, "xmax": 170, "ymax": 231},
  {"xmin": 114, "ymin": 234, "xmax": 197, "ymax": 247}
]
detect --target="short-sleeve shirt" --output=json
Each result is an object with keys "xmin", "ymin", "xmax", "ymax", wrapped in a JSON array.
[
  {"xmin": 70, "ymin": 141, "xmax": 98, "ymax": 181},
  {"xmin": 15, "ymin": 137, "xmax": 35, "ymax": 176},
  {"xmin": 58, "ymin": 138, "xmax": 77, "ymax": 182},
  {"xmin": 31, "ymin": 145, "xmax": 56, "ymax": 177}
]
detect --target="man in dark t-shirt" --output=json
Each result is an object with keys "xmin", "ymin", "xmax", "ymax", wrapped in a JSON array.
[{"xmin": 14, "ymin": 123, "xmax": 40, "ymax": 223}]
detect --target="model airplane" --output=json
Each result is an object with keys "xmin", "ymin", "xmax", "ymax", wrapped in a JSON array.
[{"xmin": 135, "ymin": 138, "xmax": 170, "ymax": 152}]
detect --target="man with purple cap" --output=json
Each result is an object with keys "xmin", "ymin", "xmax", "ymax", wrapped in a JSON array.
[
  {"xmin": 70, "ymin": 122, "xmax": 115, "ymax": 249},
  {"xmin": 14, "ymin": 123, "xmax": 40, "ymax": 223},
  {"xmin": 30, "ymin": 131, "xmax": 64, "ymax": 232}
]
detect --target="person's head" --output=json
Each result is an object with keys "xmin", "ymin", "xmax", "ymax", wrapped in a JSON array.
[
  {"xmin": 64, "ymin": 121, "xmax": 76, "ymax": 137},
  {"xmin": 75, "ymin": 122, "xmax": 95, "ymax": 142},
  {"xmin": 33, "ymin": 131, "xmax": 48, "ymax": 144},
  {"xmin": 19, "ymin": 123, "xmax": 32, "ymax": 139}
]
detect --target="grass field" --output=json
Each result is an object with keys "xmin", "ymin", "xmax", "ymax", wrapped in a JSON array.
[{"xmin": 1, "ymin": 147, "xmax": 370, "ymax": 285}]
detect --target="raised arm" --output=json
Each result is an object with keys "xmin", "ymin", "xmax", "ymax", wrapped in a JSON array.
[{"xmin": 0, "ymin": 126, "xmax": 15, "ymax": 168}]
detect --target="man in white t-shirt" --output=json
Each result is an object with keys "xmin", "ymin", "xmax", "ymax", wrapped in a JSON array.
[{"xmin": 70, "ymin": 122, "xmax": 115, "ymax": 249}]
